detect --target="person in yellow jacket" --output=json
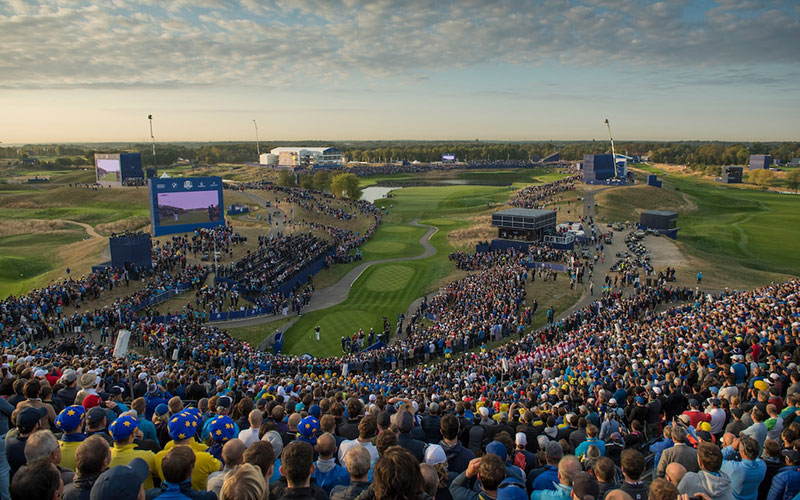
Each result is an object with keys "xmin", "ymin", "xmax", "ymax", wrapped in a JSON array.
[
  {"xmin": 55, "ymin": 405, "xmax": 86, "ymax": 471},
  {"xmin": 108, "ymin": 414, "xmax": 159, "ymax": 490},
  {"xmin": 154, "ymin": 410, "xmax": 221, "ymax": 491},
  {"xmin": 160, "ymin": 407, "xmax": 208, "ymax": 453}
]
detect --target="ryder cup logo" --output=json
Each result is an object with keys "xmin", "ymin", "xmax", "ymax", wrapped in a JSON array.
[{"xmin": 183, "ymin": 180, "xmax": 193, "ymax": 190}]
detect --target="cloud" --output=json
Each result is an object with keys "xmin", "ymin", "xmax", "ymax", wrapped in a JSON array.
[{"xmin": 0, "ymin": 0, "xmax": 797, "ymax": 90}]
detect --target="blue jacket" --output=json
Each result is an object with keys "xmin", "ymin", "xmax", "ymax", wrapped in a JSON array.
[
  {"xmin": 575, "ymin": 437, "xmax": 606, "ymax": 457},
  {"xmin": 139, "ymin": 418, "xmax": 159, "ymax": 445},
  {"xmin": 531, "ymin": 465, "xmax": 559, "ymax": 492},
  {"xmin": 443, "ymin": 441, "xmax": 475, "ymax": 475},
  {"xmin": 313, "ymin": 459, "xmax": 350, "ymax": 494},
  {"xmin": 649, "ymin": 438, "xmax": 674, "ymax": 471},
  {"xmin": 720, "ymin": 449, "xmax": 766, "ymax": 500},
  {"xmin": 532, "ymin": 482, "xmax": 571, "ymax": 500},
  {"xmin": 769, "ymin": 467, "xmax": 800, "ymax": 500},
  {"xmin": 146, "ymin": 480, "xmax": 216, "ymax": 500}
]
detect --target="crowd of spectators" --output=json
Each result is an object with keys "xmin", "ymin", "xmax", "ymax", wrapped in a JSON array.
[
  {"xmin": 2, "ymin": 175, "xmax": 800, "ymax": 500},
  {"xmin": 1, "ymin": 277, "xmax": 799, "ymax": 500},
  {"xmin": 509, "ymin": 176, "xmax": 580, "ymax": 210}
]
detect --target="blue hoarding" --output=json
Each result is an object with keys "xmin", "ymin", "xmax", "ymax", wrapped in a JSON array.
[{"xmin": 149, "ymin": 177, "xmax": 225, "ymax": 237}]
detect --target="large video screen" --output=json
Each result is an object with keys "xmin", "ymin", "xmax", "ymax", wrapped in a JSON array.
[
  {"xmin": 96, "ymin": 157, "xmax": 121, "ymax": 185},
  {"xmin": 119, "ymin": 153, "xmax": 144, "ymax": 181},
  {"xmin": 157, "ymin": 190, "xmax": 221, "ymax": 227},
  {"xmin": 442, "ymin": 154, "xmax": 455, "ymax": 162},
  {"xmin": 149, "ymin": 177, "xmax": 225, "ymax": 236}
]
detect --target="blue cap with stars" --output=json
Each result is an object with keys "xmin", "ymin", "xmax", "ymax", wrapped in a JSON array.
[
  {"xmin": 55, "ymin": 405, "xmax": 85, "ymax": 432},
  {"xmin": 209, "ymin": 415, "xmax": 236, "ymax": 442},
  {"xmin": 109, "ymin": 415, "xmax": 139, "ymax": 441},
  {"xmin": 168, "ymin": 411, "xmax": 198, "ymax": 441}
]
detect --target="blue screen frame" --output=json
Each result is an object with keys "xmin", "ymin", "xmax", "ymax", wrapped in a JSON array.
[{"xmin": 149, "ymin": 176, "xmax": 225, "ymax": 237}]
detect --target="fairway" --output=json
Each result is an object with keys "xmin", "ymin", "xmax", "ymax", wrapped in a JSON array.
[
  {"xmin": 600, "ymin": 165, "xmax": 800, "ymax": 277},
  {"xmin": 281, "ymin": 170, "xmax": 575, "ymax": 356}
]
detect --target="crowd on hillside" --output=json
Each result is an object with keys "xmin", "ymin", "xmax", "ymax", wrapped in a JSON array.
[
  {"xmin": 2, "ymin": 275, "xmax": 799, "ymax": 500},
  {"xmin": 510, "ymin": 176, "xmax": 580, "ymax": 210},
  {"xmin": 2, "ymin": 174, "xmax": 800, "ymax": 500}
]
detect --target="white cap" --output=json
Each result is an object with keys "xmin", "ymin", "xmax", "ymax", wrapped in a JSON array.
[
  {"xmin": 138, "ymin": 372, "xmax": 148, "ymax": 381},
  {"xmin": 33, "ymin": 369, "xmax": 47, "ymax": 378},
  {"xmin": 424, "ymin": 444, "xmax": 447, "ymax": 465},
  {"xmin": 515, "ymin": 432, "xmax": 527, "ymax": 446}
]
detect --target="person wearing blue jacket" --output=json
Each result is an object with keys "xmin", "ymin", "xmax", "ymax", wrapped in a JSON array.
[
  {"xmin": 767, "ymin": 450, "xmax": 800, "ymax": 500},
  {"xmin": 528, "ymin": 442, "xmax": 563, "ymax": 493},
  {"xmin": 312, "ymin": 433, "xmax": 350, "ymax": 494},
  {"xmin": 720, "ymin": 436, "xmax": 766, "ymax": 500},
  {"xmin": 649, "ymin": 426, "xmax": 674, "ymax": 474},
  {"xmin": 574, "ymin": 425, "xmax": 606, "ymax": 457}
]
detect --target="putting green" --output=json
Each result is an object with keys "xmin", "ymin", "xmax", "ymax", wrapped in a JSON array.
[
  {"xmin": 365, "ymin": 265, "xmax": 415, "ymax": 292},
  {"xmin": 362, "ymin": 241, "xmax": 407, "ymax": 254}
]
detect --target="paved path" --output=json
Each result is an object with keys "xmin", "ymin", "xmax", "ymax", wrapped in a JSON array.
[{"xmin": 211, "ymin": 219, "xmax": 438, "ymax": 328}]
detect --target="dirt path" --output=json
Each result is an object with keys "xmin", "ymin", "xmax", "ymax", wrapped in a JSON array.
[{"xmin": 47, "ymin": 219, "xmax": 103, "ymax": 239}]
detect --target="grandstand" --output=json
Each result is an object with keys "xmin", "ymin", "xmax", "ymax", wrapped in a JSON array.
[{"xmin": 265, "ymin": 147, "xmax": 343, "ymax": 168}]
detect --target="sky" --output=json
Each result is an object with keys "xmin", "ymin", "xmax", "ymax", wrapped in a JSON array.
[{"xmin": 0, "ymin": 0, "xmax": 798, "ymax": 143}]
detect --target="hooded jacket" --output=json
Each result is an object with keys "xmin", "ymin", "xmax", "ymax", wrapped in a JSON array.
[
  {"xmin": 678, "ymin": 470, "xmax": 733, "ymax": 500},
  {"xmin": 313, "ymin": 458, "xmax": 350, "ymax": 494}
]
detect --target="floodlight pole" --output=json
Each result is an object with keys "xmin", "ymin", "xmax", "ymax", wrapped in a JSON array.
[
  {"xmin": 148, "ymin": 114, "xmax": 157, "ymax": 171},
  {"xmin": 253, "ymin": 120, "xmax": 261, "ymax": 157}
]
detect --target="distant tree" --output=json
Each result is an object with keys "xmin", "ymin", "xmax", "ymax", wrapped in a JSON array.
[
  {"xmin": 786, "ymin": 169, "xmax": 800, "ymax": 193},
  {"xmin": 299, "ymin": 173, "xmax": 314, "ymax": 189},
  {"xmin": 749, "ymin": 169, "xmax": 774, "ymax": 187},
  {"xmin": 278, "ymin": 170, "xmax": 296, "ymax": 187},
  {"xmin": 329, "ymin": 172, "xmax": 361, "ymax": 199},
  {"xmin": 313, "ymin": 170, "xmax": 331, "ymax": 192}
]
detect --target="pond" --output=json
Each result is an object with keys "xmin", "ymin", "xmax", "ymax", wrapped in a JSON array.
[{"xmin": 360, "ymin": 186, "xmax": 402, "ymax": 203}]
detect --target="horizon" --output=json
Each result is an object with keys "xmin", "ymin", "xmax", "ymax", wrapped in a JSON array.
[{"xmin": 2, "ymin": 1, "xmax": 799, "ymax": 143}]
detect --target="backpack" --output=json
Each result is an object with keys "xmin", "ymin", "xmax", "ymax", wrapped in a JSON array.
[{"xmin": 512, "ymin": 450, "xmax": 527, "ymax": 471}]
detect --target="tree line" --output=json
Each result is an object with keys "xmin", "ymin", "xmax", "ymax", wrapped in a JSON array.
[{"xmin": 2, "ymin": 141, "xmax": 799, "ymax": 167}]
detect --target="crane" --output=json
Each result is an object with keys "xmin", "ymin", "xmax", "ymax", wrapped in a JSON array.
[
  {"xmin": 253, "ymin": 119, "xmax": 261, "ymax": 158},
  {"xmin": 604, "ymin": 118, "xmax": 619, "ymax": 178}
]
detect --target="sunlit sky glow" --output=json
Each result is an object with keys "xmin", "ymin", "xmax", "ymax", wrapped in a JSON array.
[{"xmin": 1, "ymin": 0, "xmax": 798, "ymax": 143}]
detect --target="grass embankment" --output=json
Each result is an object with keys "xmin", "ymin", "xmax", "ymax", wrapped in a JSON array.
[
  {"xmin": 281, "ymin": 172, "xmax": 576, "ymax": 357},
  {"xmin": 227, "ymin": 317, "xmax": 294, "ymax": 347},
  {"xmin": 596, "ymin": 164, "xmax": 799, "ymax": 288}
]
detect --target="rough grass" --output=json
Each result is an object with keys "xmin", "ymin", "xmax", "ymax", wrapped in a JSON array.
[
  {"xmin": 0, "ymin": 228, "xmax": 101, "ymax": 297},
  {"xmin": 226, "ymin": 317, "xmax": 293, "ymax": 347},
  {"xmin": 595, "ymin": 184, "xmax": 692, "ymax": 223}
]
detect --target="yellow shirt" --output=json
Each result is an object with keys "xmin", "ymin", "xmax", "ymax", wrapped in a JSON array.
[
  {"xmin": 163, "ymin": 438, "xmax": 208, "ymax": 453},
  {"xmin": 155, "ymin": 444, "xmax": 220, "ymax": 491},
  {"xmin": 59, "ymin": 440, "xmax": 82, "ymax": 471},
  {"xmin": 110, "ymin": 443, "xmax": 158, "ymax": 490}
]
